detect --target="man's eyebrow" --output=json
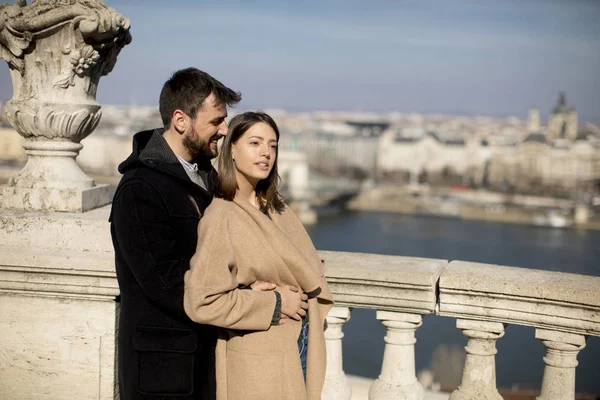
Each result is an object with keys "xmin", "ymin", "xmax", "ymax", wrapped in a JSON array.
[{"xmin": 210, "ymin": 114, "xmax": 227, "ymax": 123}]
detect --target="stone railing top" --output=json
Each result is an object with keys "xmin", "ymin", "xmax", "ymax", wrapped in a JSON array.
[
  {"xmin": 442, "ymin": 261, "xmax": 600, "ymax": 308},
  {"xmin": 321, "ymin": 250, "xmax": 446, "ymax": 314},
  {"xmin": 439, "ymin": 261, "xmax": 600, "ymax": 336},
  {"xmin": 321, "ymin": 250, "xmax": 445, "ymax": 287}
]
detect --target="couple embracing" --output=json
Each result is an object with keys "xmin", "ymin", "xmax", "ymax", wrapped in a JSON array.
[{"xmin": 110, "ymin": 68, "xmax": 333, "ymax": 400}]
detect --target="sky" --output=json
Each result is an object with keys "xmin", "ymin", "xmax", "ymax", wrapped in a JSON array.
[{"xmin": 1, "ymin": 0, "xmax": 599, "ymax": 120}]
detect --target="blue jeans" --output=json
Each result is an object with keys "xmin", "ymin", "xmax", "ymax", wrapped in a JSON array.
[{"xmin": 297, "ymin": 314, "xmax": 309, "ymax": 381}]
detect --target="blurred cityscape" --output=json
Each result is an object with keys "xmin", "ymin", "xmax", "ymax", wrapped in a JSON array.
[
  {"xmin": 1, "ymin": 91, "xmax": 599, "ymax": 228},
  {"xmin": 1, "ymin": 1, "xmax": 599, "ymax": 398}
]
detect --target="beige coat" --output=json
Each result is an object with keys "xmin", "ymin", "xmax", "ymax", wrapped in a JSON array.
[{"xmin": 184, "ymin": 197, "xmax": 334, "ymax": 400}]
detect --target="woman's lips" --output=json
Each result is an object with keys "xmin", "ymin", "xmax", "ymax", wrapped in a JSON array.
[{"xmin": 256, "ymin": 162, "xmax": 269, "ymax": 171}]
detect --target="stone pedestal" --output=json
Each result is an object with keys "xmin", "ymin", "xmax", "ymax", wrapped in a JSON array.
[
  {"xmin": 322, "ymin": 307, "xmax": 353, "ymax": 400},
  {"xmin": 1, "ymin": 141, "xmax": 112, "ymax": 211},
  {"xmin": 450, "ymin": 320, "xmax": 505, "ymax": 400},
  {"xmin": 536, "ymin": 329, "xmax": 587, "ymax": 400},
  {"xmin": 1, "ymin": 184, "xmax": 112, "ymax": 212},
  {"xmin": 369, "ymin": 311, "xmax": 424, "ymax": 400}
]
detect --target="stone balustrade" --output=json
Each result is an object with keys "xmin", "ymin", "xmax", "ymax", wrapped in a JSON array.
[
  {"xmin": 1, "ymin": 223, "xmax": 599, "ymax": 399},
  {"xmin": 321, "ymin": 251, "xmax": 444, "ymax": 400},
  {"xmin": 438, "ymin": 261, "xmax": 600, "ymax": 400},
  {"xmin": 319, "ymin": 250, "xmax": 600, "ymax": 400}
]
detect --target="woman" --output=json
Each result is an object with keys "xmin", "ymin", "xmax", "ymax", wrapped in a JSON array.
[{"xmin": 184, "ymin": 111, "xmax": 334, "ymax": 400}]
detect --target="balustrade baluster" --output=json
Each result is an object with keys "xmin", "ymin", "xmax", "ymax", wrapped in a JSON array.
[
  {"xmin": 369, "ymin": 311, "xmax": 424, "ymax": 400},
  {"xmin": 322, "ymin": 306, "xmax": 353, "ymax": 400},
  {"xmin": 450, "ymin": 319, "xmax": 505, "ymax": 400},
  {"xmin": 535, "ymin": 329, "xmax": 587, "ymax": 400}
]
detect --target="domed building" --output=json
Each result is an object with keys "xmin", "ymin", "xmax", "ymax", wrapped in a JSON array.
[
  {"xmin": 487, "ymin": 92, "xmax": 600, "ymax": 196},
  {"xmin": 546, "ymin": 92, "xmax": 578, "ymax": 141}
]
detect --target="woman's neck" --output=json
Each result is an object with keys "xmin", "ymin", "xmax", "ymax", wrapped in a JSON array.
[{"xmin": 235, "ymin": 171, "xmax": 260, "ymax": 209}]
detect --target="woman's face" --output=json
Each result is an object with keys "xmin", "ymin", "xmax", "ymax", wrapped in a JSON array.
[{"xmin": 231, "ymin": 122, "xmax": 278, "ymax": 187}]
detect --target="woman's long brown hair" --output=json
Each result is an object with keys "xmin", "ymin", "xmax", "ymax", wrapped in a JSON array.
[{"xmin": 216, "ymin": 111, "xmax": 285, "ymax": 213}]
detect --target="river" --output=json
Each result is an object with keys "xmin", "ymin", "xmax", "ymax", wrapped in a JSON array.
[{"xmin": 307, "ymin": 211, "xmax": 600, "ymax": 395}]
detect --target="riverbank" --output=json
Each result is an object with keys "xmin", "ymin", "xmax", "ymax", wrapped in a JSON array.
[{"xmin": 348, "ymin": 184, "xmax": 600, "ymax": 231}]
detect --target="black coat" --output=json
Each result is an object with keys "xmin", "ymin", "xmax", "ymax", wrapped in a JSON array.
[{"xmin": 110, "ymin": 129, "xmax": 218, "ymax": 399}]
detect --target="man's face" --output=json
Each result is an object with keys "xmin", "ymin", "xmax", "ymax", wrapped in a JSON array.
[{"xmin": 182, "ymin": 93, "xmax": 228, "ymax": 160}]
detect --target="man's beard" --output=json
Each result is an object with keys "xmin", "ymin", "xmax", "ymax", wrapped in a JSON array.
[{"xmin": 182, "ymin": 127, "xmax": 219, "ymax": 160}]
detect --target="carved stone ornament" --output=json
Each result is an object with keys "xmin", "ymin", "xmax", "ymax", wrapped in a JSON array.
[
  {"xmin": 0, "ymin": 0, "xmax": 131, "ymax": 142},
  {"xmin": 0, "ymin": 0, "xmax": 131, "ymax": 202}
]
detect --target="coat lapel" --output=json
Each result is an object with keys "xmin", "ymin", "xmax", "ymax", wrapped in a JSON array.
[{"xmin": 232, "ymin": 198, "xmax": 323, "ymax": 295}]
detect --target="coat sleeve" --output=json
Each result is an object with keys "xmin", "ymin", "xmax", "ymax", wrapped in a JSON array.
[
  {"xmin": 184, "ymin": 208, "xmax": 276, "ymax": 331},
  {"xmin": 110, "ymin": 180, "xmax": 191, "ymax": 319}
]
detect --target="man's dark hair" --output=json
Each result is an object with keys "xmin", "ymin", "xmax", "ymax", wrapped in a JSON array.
[{"xmin": 159, "ymin": 68, "xmax": 241, "ymax": 127}]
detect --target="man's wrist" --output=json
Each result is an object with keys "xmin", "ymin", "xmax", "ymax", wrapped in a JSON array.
[{"xmin": 271, "ymin": 291, "xmax": 282, "ymax": 325}]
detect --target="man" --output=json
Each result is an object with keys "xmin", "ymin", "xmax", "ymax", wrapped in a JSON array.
[{"xmin": 110, "ymin": 68, "xmax": 307, "ymax": 399}]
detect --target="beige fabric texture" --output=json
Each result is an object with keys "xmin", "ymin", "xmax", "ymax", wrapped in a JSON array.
[{"xmin": 184, "ymin": 197, "xmax": 334, "ymax": 400}]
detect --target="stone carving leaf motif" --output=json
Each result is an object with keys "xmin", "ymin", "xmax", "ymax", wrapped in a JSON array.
[
  {"xmin": 1, "ymin": 0, "xmax": 130, "ymax": 146},
  {"xmin": 53, "ymin": 45, "xmax": 100, "ymax": 88},
  {"xmin": 0, "ymin": 0, "xmax": 131, "ymax": 75},
  {"xmin": 10, "ymin": 106, "xmax": 102, "ymax": 141}
]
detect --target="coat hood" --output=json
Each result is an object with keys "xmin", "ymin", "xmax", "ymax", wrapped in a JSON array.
[{"xmin": 118, "ymin": 128, "xmax": 216, "ymax": 190}]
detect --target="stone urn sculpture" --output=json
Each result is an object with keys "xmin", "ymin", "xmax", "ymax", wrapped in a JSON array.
[{"xmin": 0, "ymin": 0, "xmax": 131, "ymax": 211}]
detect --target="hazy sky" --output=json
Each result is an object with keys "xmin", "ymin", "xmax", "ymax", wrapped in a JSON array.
[{"xmin": 1, "ymin": 0, "xmax": 599, "ymax": 120}]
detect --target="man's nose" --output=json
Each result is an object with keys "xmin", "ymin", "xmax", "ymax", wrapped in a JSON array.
[{"xmin": 218, "ymin": 121, "xmax": 228, "ymax": 136}]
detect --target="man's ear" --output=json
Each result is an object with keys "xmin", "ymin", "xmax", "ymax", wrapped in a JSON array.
[{"xmin": 172, "ymin": 110, "xmax": 187, "ymax": 134}]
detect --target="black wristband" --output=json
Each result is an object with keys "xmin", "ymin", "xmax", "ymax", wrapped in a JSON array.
[{"xmin": 271, "ymin": 291, "xmax": 282, "ymax": 325}]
